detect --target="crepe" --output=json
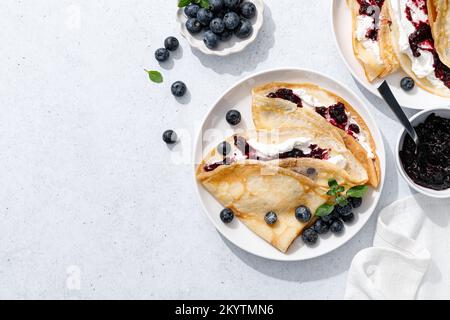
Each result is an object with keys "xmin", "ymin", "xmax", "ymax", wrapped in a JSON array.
[
  {"xmin": 348, "ymin": 0, "xmax": 399, "ymax": 81},
  {"xmin": 428, "ymin": 0, "xmax": 450, "ymax": 67},
  {"xmin": 387, "ymin": 0, "xmax": 450, "ymax": 97},
  {"xmin": 252, "ymin": 82, "xmax": 380, "ymax": 188}
]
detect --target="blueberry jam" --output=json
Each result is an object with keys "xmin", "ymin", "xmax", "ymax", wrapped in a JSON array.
[
  {"xmin": 267, "ymin": 89, "xmax": 303, "ymax": 108},
  {"xmin": 404, "ymin": 0, "xmax": 450, "ymax": 89},
  {"xmin": 357, "ymin": 0, "xmax": 385, "ymax": 41},
  {"xmin": 203, "ymin": 136, "xmax": 329, "ymax": 172},
  {"xmin": 400, "ymin": 114, "xmax": 450, "ymax": 190}
]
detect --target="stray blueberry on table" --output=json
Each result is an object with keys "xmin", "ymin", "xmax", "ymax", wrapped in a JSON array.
[
  {"xmin": 155, "ymin": 48, "xmax": 169, "ymax": 62},
  {"xmin": 162, "ymin": 130, "xmax": 177, "ymax": 144},
  {"xmin": 184, "ymin": 4, "xmax": 200, "ymax": 18},
  {"xmin": 164, "ymin": 37, "xmax": 179, "ymax": 51},
  {"xmin": 217, "ymin": 141, "xmax": 232, "ymax": 156},
  {"xmin": 348, "ymin": 197, "xmax": 362, "ymax": 209},
  {"xmin": 400, "ymin": 77, "xmax": 415, "ymax": 91},
  {"xmin": 223, "ymin": 11, "xmax": 240, "ymax": 30},
  {"xmin": 220, "ymin": 208, "xmax": 234, "ymax": 223},
  {"xmin": 197, "ymin": 8, "xmax": 214, "ymax": 26},
  {"xmin": 295, "ymin": 206, "xmax": 312, "ymax": 222},
  {"xmin": 186, "ymin": 18, "xmax": 202, "ymax": 34},
  {"xmin": 209, "ymin": 0, "xmax": 224, "ymax": 13},
  {"xmin": 330, "ymin": 219, "xmax": 344, "ymax": 234},
  {"xmin": 313, "ymin": 219, "xmax": 330, "ymax": 235},
  {"xmin": 240, "ymin": 2, "xmax": 256, "ymax": 19},
  {"xmin": 264, "ymin": 211, "xmax": 278, "ymax": 225},
  {"xmin": 171, "ymin": 81, "xmax": 187, "ymax": 97},
  {"xmin": 225, "ymin": 109, "xmax": 241, "ymax": 125},
  {"xmin": 210, "ymin": 18, "xmax": 225, "ymax": 34},
  {"xmin": 302, "ymin": 228, "xmax": 319, "ymax": 245},
  {"xmin": 203, "ymin": 30, "xmax": 220, "ymax": 49},
  {"xmin": 235, "ymin": 18, "xmax": 253, "ymax": 38}
]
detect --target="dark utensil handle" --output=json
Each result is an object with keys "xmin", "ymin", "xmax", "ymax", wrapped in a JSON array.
[{"xmin": 377, "ymin": 81, "xmax": 418, "ymax": 142}]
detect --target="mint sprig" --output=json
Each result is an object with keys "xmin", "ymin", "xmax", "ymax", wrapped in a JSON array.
[
  {"xmin": 347, "ymin": 185, "xmax": 369, "ymax": 198},
  {"xmin": 178, "ymin": 0, "xmax": 210, "ymax": 8},
  {"xmin": 316, "ymin": 204, "xmax": 335, "ymax": 217},
  {"xmin": 145, "ymin": 70, "xmax": 163, "ymax": 83}
]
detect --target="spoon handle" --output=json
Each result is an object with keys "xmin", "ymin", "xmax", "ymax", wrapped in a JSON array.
[{"xmin": 377, "ymin": 81, "xmax": 419, "ymax": 144}]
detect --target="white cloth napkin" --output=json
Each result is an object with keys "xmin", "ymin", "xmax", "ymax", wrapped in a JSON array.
[{"xmin": 345, "ymin": 193, "xmax": 450, "ymax": 300}]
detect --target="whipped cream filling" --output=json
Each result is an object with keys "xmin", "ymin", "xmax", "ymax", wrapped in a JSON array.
[
  {"xmin": 247, "ymin": 137, "xmax": 313, "ymax": 157},
  {"xmin": 327, "ymin": 155, "xmax": 347, "ymax": 169},
  {"xmin": 356, "ymin": 15, "xmax": 383, "ymax": 64},
  {"xmin": 292, "ymin": 89, "xmax": 322, "ymax": 108},
  {"xmin": 391, "ymin": 0, "xmax": 447, "ymax": 89}
]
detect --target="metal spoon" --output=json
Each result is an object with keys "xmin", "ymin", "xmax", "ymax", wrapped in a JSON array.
[{"xmin": 377, "ymin": 81, "xmax": 419, "ymax": 149}]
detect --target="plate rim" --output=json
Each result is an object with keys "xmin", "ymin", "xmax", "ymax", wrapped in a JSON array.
[
  {"xmin": 192, "ymin": 67, "xmax": 386, "ymax": 261},
  {"xmin": 330, "ymin": 0, "xmax": 450, "ymax": 110}
]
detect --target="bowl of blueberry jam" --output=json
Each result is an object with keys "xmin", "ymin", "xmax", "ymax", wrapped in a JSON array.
[{"xmin": 396, "ymin": 108, "xmax": 450, "ymax": 198}]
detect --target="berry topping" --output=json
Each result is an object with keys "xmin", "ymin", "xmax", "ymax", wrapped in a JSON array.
[
  {"xmin": 334, "ymin": 204, "xmax": 352, "ymax": 216},
  {"xmin": 295, "ymin": 206, "xmax": 312, "ymax": 222},
  {"xmin": 264, "ymin": 211, "xmax": 278, "ymax": 225},
  {"xmin": 330, "ymin": 219, "xmax": 344, "ymax": 234},
  {"xmin": 348, "ymin": 197, "xmax": 363, "ymax": 209},
  {"xmin": 302, "ymin": 228, "xmax": 319, "ymax": 245},
  {"xmin": 348, "ymin": 123, "xmax": 360, "ymax": 134},
  {"xmin": 340, "ymin": 211, "xmax": 355, "ymax": 223},
  {"xmin": 266, "ymin": 89, "xmax": 303, "ymax": 108},
  {"xmin": 328, "ymin": 102, "xmax": 348, "ymax": 125},
  {"xmin": 313, "ymin": 219, "xmax": 330, "ymax": 235},
  {"xmin": 315, "ymin": 106, "xmax": 328, "ymax": 118},
  {"xmin": 220, "ymin": 208, "xmax": 234, "ymax": 223}
]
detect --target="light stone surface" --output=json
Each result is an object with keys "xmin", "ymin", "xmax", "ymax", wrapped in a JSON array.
[{"xmin": 0, "ymin": 0, "xmax": 417, "ymax": 299}]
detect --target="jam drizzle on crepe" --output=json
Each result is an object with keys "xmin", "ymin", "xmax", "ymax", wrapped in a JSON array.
[
  {"xmin": 203, "ymin": 136, "xmax": 329, "ymax": 172},
  {"xmin": 357, "ymin": 0, "xmax": 385, "ymax": 41}
]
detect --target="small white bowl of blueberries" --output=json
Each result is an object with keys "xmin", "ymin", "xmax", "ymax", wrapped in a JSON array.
[{"xmin": 176, "ymin": 0, "xmax": 264, "ymax": 56}]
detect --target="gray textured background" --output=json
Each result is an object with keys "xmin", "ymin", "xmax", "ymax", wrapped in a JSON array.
[{"xmin": 0, "ymin": 0, "xmax": 417, "ymax": 299}]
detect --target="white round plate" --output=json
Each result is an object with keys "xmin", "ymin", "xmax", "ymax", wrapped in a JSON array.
[
  {"xmin": 177, "ymin": 0, "xmax": 264, "ymax": 56},
  {"xmin": 331, "ymin": 0, "xmax": 450, "ymax": 109},
  {"xmin": 193, "ymin": 68, "xmax": 386, "ymax": 261}
]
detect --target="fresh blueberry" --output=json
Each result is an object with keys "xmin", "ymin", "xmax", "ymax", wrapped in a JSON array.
[
  {"xmin": 240, "ymin": 2, "xmax": 256, "ymax": 19},
  {"xmin": 197, "ymin": 8, "xmax": 214, "ymax": 26},
  {"xmin": 217, "ymin": 141, "xmax": 231, "ymax": 156},
  {"xmin": 295, "ymin": 206, "xmax": 312, "ymax": 222},
  {"xmin": 186, "ymin": 18, "xmax": 202, "ymax": 34},
  {"xmin": 164, "ymin": 37, "xmax": 179, "ymax": 51},
  {"xmin": 348, "ymin": 197, "xmax": 363, "ymax": 209},
  {"xmin": 224, "ymin": 0, "xmax": 241, "ymax": 9},
  {"xmin": 209, "ymin": 0, "xmax": 224, "ymax": 13},
  {"xmin": 220, "ymin": 208, "xmax": 234, "ymax": 223},
  {"xmin": 321, "ymin": 209, "xmax": 339, "ymax": 224},
  {"xmin": 330, "ymin": 219, "xmax": 344, "ymax": 234},
  {"xmin": 235, "ymin": 18, "xmax": 253, "ymax": 38},
  {"xmin": 302, "ymin": 228, "xmax": 319, "ymax": 245},
  {"xmin": 223, "ymin": 11, "xmax": 240, "ymax": 30},
  {"xmin": 210, "ymin": 18, "xmax": 225, "ymax": 34},
  {"xmin": 203, "ymin": 30, "xmax": 219, "ymax": 49},
  {"xmin": 171, "ymin": 81, "xmax": 187, "ymax": 97},
  {"xmin": 154, "ymin": 48, "xmax": 169, "ymax": 62},
  {"xmin": 185, "ymin": 4, "xmax": 200, "ymax": 18},
  {"xmin": 401, "ymin": 77, "xmax": 415, "ymax": 91},
  {"xmin": 313, "ymin": 219, "xmax": 330, "ymax": 235},
  {"xmin": 264, "ymin": 211, "xmax": 278, "ymax": 225},
  {"xmin": 162, "ymin": 130, "xmax": 177, "ymax": 144},
  {"xmin": 340, "ymin": 211, "xmax": 355, "ymax": 223},
  {"xmin": 220, "ymin": 29, "xmax": 233, "ymax": 41},
  {"xmin": 334, "ymin": 204, "xmax": 352, "ymax": 216},
  {"xmin": 226, "ymin": 110, "xmax": 241, "ymax": 125}
]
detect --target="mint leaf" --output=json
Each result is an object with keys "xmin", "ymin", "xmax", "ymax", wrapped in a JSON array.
[
  {"xmin": 145, "ymin": 70, "xmax": 163, "ymax": 83},
  {"xmin": 327, "ymin": 189, "xmax": 337, "ymax": 196},
  {"xmin": 199, "ymin": 0, "xmax": 210, "ymax": 8},
  {"xmin": 328, "ymin": 179, "xmax": 338, "ymax": 188},
  {"xmin": 178, "ymin": 0, "xmax": 192, "ymax": 8},
  {"xmin": 336, "ymin": 196, "xmax": 349, "ymax": 207},
  {"xmin": 337, "ymin": 186, "xmax": 345, "ymax": 193},
  {"xmin": 347, "ymin": 185, "xmax": 368, "ymax": 198},
  {"xmin": 316, "ymin": 204, "xmax": 335, "ymax": 217}
]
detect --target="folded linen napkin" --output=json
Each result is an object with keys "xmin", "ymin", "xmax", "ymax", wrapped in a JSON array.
[{"xmin": 345, "ymin": 194, "xmax": 450, "ymax": 300}]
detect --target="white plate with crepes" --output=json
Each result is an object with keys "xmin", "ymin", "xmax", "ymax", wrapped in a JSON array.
[
  {"xmin": 193, "ymin": 68, "xmax": 386, "ymax": 261},
  {"xmin": 332, "ymin": 0, "xmax": 450, "ymax": 109}
]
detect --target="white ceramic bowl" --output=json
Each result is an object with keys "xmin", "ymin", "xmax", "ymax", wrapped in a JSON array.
[
  {"xmin": 177, "ymin": 0, "xmax": 264, "ymax": 56},
  {"xmin": 193, "ymin": 68, "xmax": 386, "ymax": 261},
  {"xmin": 396, "ymin": 108, "xmax": 450, "ymax": 198}
]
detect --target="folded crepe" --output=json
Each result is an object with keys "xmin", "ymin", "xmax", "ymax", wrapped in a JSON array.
[
  {"xmin": 348, "ymin": 0, "xmax": 399, "ymax": 81},
  {"xmin": 428, "ymin": 0, "xmax": 450, "ymax": 67},
  {"xmin": 196, "ymin": 129, "xmax": 367, "ymax": 252},
  {"xmin": 252, "ymin": 83, "xmax": 380, "ymax": 188},
  {"xmin": 387, "ymin": 0, "xmax": 450, "ymax": 97}
]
